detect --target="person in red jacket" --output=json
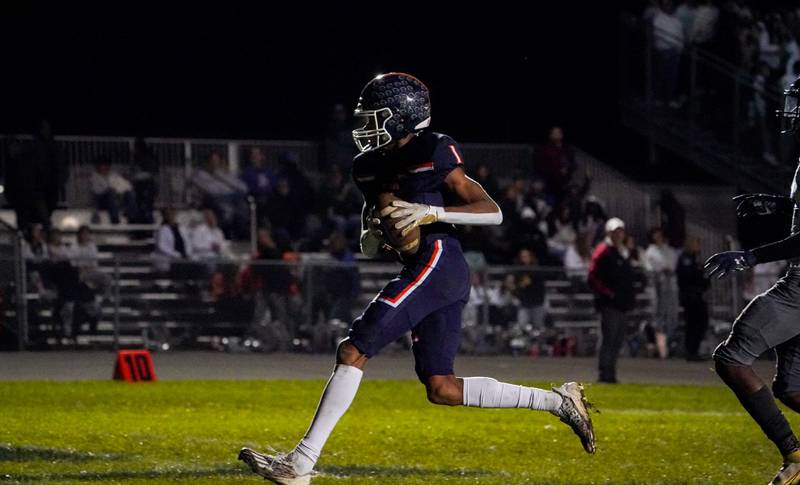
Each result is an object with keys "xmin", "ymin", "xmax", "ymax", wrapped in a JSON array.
[{"xmin": 588, "ymin": 217, "xmax": 636, "ymax": 383}]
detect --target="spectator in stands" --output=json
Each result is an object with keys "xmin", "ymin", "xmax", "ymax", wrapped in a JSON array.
[
  {"xmin": 514, "ymin": 206, "xmax": 552, "ymax": 265},
  {"xmin": 579, "ymin": 196, "xmax": 607, "ymax": 245},
  {"xmin": 536, "ymin": 126, "xmax": 576, "ymax": 202},
  {"xmin": 130, "ymin": 137, "xmax": 158, "ymax": 224},
  {"xmin": 318, "ymin": 165, "xmax": 362, "ymax": 242},
  {"xmin": 625, "ymin": 234, "xmax": 646, "ymax": 269},
  {"xmin": 547, "ymin": 204, "xmax": 578, "ymax": 261},
  {"xmin": 277, "ymin": 152, "xmax": 315, "ymax": 210},
  {"xmin": 475, "ymin": 164, "xmax": 501, "ymax": 201},
  {"xmin": 47, "ymin": 228, "xmax": 72, "ymax": 261},
  {"xmin": 463, "ymin": 271, "xmax": 491, "ymax": 352},
  {"xmin": 20, "ymin": 224, "xmax": 54, "ymax": 340},
  {"xmin": 72, "ymin": 225, "xmax": 110, "ymax": 286},
  {"xmin": 22, "ymin": 224, "xmax": 49, "ymax": 262},
  {"xmin": 240, "ymin": 147, "xmax": 276, "ymax": 220},
  {"xmin": 70, "ymin": 225, "xmax": 109, "ymax": 330},
  {"xmin": 676, "ymin": 235, "xmax": 710, "ymax": 361},
  {"xmin": 644, "ymin": 227, "xmax": 679, "ymax": 357},
  {"xmin": 191, "ymin": 150, "xmax": 250, "ymax": 240},
  {"xmin": 653, "ymin": 0, "xmax": 685, "ymax": 108},
  {"xmin": 90, "ymin": 156, "xmax": 137, "ymax": 225},
  {"xmin": 528, "ymin": 178, "xmax": 554, "ymax": 223},
  {"xmin": 321, "ymin": 103, "xmax": 356, "ymax": 171},
  {"xmin": 564, "ymin": 232, "xmax": 592, "ymax": 278},
  {"xmin": 513, "ymin": 248, "xmax": 547, "ymax": 330},
  {"xmin": 589, "ymin": 217, "xmax": 636, "ymax": 384},
  {"xmin": 191, "ymin": 209, "xmax": 231, "ymax": 261},
  {"xmin": 490, "ymin": 274, "xmax": 520, "ymax": 329},
  {"xmin": 267, "ymin": 178, "xmax": 307, "ymax": 245},
  {"xmin": 153, "ymin": 207, "xmax": 194, "ymax": 273},
  {"xmin": 46, "ymin": 228, "xmax": 92, "ymax": 340}
]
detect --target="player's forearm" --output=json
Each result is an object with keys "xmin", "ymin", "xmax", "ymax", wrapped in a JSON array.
[
  {"xmin": 751, "ymin": 231, "xmax": 800, "ymax": 264},
  {"xmin": 435, "ymin": 201, "xmax": 503, "ymax": 226}
]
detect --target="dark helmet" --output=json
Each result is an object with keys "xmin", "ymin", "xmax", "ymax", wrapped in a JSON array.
[
  {"xmin": 352, "ymin": 72, "xmax": 431, "ymax": 153},
  {"xmin": 777, "ymin": 76, "xmax": 800, "ymax": 138}
]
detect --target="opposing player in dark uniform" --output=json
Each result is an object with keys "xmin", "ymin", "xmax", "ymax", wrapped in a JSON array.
[
  {"xmin": 239, "ymin": 73, "xmax": 596, "ymax": 484},
  {"xmin": 704, "ymin": 76, "xmax": 800, "ymax": 485}
]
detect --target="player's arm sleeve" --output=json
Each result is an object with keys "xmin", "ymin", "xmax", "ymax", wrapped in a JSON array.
[{"xmin": 750, "ymin": 231, "xmax": 800, "ymax": 264}]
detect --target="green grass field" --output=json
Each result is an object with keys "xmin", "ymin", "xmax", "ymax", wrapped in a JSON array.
[{"xmin": 0, "ymin": 379, "xmax": 795, "ymax": 484}]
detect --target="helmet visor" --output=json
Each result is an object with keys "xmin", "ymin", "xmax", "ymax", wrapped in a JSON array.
[{"xmin": 352, "ymin": 107, "xmax": 393, "ymax": 152}]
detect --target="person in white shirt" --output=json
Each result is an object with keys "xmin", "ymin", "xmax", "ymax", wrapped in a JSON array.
[
  {"xmin": 644, "ymin": 227, "xmax": 680, "ymax": 357},
  {"xmin": 653, "ymin": 0, "xmax": 685, "ymax": 107},
  {"xmin": 191, "ymin": 209, "xmax": 231, "ymax": 261},
  {"xmin": 91, "ymin": 157, "xmax": 136, "ymax": 224},
  {"xmin": 564, "ymin": 232, "xmax": 592, "ymax": 278},
  {"xmin": 190, "ymin": 151, "xmax": 250, "ymax": 239},
  {"xmin": 153, "ymin": 207, "xmax": 194, "ymax": 273}
]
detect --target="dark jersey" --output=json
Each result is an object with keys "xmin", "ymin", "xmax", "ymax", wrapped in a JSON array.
[{"xmin": 351, "ymin": 130, "xmax": 465, "ymax": 248}]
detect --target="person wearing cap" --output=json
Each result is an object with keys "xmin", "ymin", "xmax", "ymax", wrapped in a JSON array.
[{"xmin": 588, "ymin": 217, "xmax": 636, "ymax": 383}]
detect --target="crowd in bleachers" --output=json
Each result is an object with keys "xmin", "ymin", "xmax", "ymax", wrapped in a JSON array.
[
  {"xmin": 634, "ymin": 0, "xmax": 800, "ymax": 164},
  {"xmin": 21, "ymin": 224, "xmax": 109, "ymax": 341},
  {"xmin": 4, "ymin": 118, "xmax": 720, "ymax": 358}
]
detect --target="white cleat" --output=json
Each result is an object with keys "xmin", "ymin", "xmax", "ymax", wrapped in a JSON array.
[
  {"xmin": 551, "ymin": 382, "xmax": 597, "ymax": 454},
  {"xmin": 771, "ymin": 461, "xmax": 800, "ymax": 485},
  {"xmin": 238, "ymin": 447, "xmax": 311, "ymax": 484}
]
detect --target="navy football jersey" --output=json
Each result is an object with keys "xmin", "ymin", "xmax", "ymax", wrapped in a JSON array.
[{"xmin": 351, "ymin": 131, "xmax": 466, "ymax": 245}]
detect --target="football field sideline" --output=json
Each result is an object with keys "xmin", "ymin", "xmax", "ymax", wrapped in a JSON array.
[{"xmin": 0, "ymin": 351, "xmax": 777, "ymax": 385}]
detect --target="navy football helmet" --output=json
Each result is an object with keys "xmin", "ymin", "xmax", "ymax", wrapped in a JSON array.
[
  {"xmin": 352, "ymin": 72, "xmax": 431, "ymax": 153},
  {"xmin": 777, "ymin": 76, "xmax": 800, "ymax": 137}
]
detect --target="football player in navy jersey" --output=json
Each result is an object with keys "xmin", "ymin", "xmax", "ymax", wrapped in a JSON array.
[{"xmin": 239, "ymin": 73, "xmax": 596, "ymax": 484}]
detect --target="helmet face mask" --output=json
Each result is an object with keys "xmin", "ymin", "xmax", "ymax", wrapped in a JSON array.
[
  {"xmin": 352, "ymin": 107, "xmax": 394, "ymax": 152},
  {"xmin": 351, "ymin": 72, "xmax": 431, "ymax": 153},
  {"xmin": 777, "ymin": 78, "xmax": 800, "ymax": 137}
]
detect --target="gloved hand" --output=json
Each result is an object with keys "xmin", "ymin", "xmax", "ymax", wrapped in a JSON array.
[
  {"xmin": 703, "ymin": 250, "xmax": 757, "ymax": 279},
  {"xmin": 733, "ymin": 193, "xmax": 794, "ymax": 218},
  {"xmin": 359, "ymin": 213, "xmax": 385, "ymax": 258},
  {"xmin": 383, "ymin": 200, "xmax": 443, "ymax": 237}
]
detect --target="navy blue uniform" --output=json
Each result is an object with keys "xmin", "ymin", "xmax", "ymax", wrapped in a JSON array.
[{"xmin": 348, "ymin": 131, "xmax": 471, "ymax": 381}]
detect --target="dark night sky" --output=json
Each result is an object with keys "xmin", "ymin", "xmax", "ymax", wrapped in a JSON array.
[{"xmin": 2, "ymin": 2, "xmax": 623, "ymax": 158}]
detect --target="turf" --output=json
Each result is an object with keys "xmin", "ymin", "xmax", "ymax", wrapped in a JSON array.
[{"xmin": 0, "ymin": 379, "xmax": 794, "ymax": 484}]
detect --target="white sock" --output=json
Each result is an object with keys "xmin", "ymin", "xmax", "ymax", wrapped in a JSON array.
[
  {"xmin": 461, "ymin": 377, "xmax": 562, "ymax": 412},
  {"xmin": 291, "ymin": 364, "xmax": 363, "ymax": 474}
]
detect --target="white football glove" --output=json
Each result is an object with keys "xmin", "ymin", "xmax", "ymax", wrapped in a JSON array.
[{"xmin": 382, "ymin": 200, "xmax": 443, "ymax": 237}]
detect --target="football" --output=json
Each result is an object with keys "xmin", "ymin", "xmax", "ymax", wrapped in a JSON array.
[{"xmin": 375, "ymin": 192, "xmax": 420, "ymax": 255}]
